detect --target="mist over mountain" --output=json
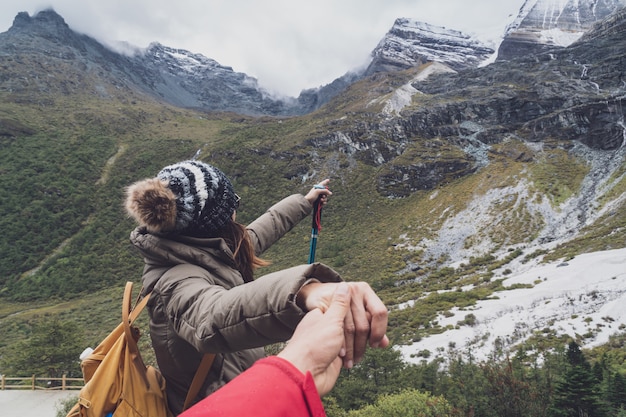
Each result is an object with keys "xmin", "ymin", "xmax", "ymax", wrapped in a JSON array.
[{"xmin": 0, "ymin": 9, "xmax": 499, "ymax": 116}]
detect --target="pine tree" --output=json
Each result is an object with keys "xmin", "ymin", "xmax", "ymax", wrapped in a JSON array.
[
  {"xmin": 442, "ymin": 352, "xmax": 494, "ymax": 417},
  {"xmin": 549, "ymin": 341, "xmax": 605, "ymax": 417},
  {"xmin": 329, "ymin": 347, "xmax": 407, "ymax": 410},
  {"xmin": 606, "ymin": 371, "xmax": 626, "ymax": 414}
]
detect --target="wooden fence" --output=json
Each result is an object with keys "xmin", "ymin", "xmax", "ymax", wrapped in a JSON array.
[{"xmin": 0, "ymin": 375, "xmax": 83, "ymax": 391}]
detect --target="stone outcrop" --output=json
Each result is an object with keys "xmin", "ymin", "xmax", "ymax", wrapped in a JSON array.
[
  {"xmin": 496, "ymin": 0, "xmax": 626, "ymax": 60},
  {"xmin": 366, "ymin": 18, "xmax": 495, "ymax": 75}
]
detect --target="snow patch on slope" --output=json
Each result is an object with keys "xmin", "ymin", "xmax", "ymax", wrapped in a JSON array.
[
  {"xmin": 382, "ymin": 62, "xmax": 457, "ymax": 115},
  {"xmin": 393, "ymin": 138, "xmax": 626, "ymax": 364},
  {"xmin": 397, "ymin": 248, "xmax": 626, "ymax": 363}
]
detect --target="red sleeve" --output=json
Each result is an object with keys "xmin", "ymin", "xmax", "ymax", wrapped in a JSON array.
[{"xmin": 179, "ymin": 356, "xmax": 326, "ymax": 417}]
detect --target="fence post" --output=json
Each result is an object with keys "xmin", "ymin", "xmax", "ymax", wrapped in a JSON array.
[
  {"xmin": 1, "ymin": 374, "xmax": 5, "ymax": 390},
  {"xmin": 62, "ymin": 374, "xmax": 67, "ymax": 390},
  {"xmin": 31, "ymin": 375, "xmax": 36, "ymax": 390}
]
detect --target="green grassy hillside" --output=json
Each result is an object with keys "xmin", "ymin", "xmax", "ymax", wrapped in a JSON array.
[{"xmin": 0, "ymin": 63, "xmax": 625, "ymax": 370}]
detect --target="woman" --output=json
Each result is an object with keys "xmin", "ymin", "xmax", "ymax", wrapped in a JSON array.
[{"xmin": 125, "ymin": 160, "xmax": 388, "ymax": 415}]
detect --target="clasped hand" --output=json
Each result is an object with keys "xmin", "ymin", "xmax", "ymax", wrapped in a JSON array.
[{"xmin": 296, "ymin": 280, "xmax": 389, "ymax": 369}]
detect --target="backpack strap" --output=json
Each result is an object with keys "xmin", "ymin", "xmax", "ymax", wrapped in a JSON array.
[
  {"xmin": 182, "ymin": 352, "xmax": 216, "ymax": 411},
  {"xmin": 128, "ymin": 283, "xmax": 152, "ymax": 324},
  {"xmin": 125, "ymin": 282, "xmax": 215, "ymax": 413}
]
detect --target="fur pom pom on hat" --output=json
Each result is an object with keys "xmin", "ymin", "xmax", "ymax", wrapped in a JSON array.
[{"xmin": 125, "ymin": 160, "xmax": 237, "ymax": 237}]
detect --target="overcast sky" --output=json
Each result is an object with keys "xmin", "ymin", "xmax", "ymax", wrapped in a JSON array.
[{"xmin": 1, "ymin": 1, "xmax": 524, "ymax": 96}]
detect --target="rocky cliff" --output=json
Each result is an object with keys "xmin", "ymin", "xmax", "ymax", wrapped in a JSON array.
[
  {"xmin": 497, "ymin": 0, "xmax": 626, "ymax": 60},
  {"xmin": 303, "ymin": 8, "xmax": 625, "ymax": 203},
  {"xmin": 365, "ymin": 18, "xmax": 495, "ymax": 74}
]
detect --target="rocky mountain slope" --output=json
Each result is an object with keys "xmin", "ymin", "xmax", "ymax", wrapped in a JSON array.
[
  {"xmin": 314, "ymin": 6, "xmax": 626, "ymax": 198},
  {"xmin": 365, "ymin": 18, "xmax": 495, "ymax": 74},
  {"xmin": 0, "ymin": 10, "xmax": 295, "ymax": 116},
  {"xmin": 497, "ymin": 0, "xmax": 626, "ymax": 60},
  {"xmin": 382, "ymin": 7, "xmax": 625, "ymax": 359}
]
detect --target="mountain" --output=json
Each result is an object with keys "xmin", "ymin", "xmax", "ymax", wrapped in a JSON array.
[
  {"xmin": 365, "ymin": 18, "xmax": 495, "ymax": 75},
  {"xmin": 376, "ymin": 6, "xmax": 626, "ymax": 360},
  {"xmin": 300, "ymin": 6, "xmax": 626, "ymax": 266},
  {"xmin": 4, "ymin": 3, "xmax": 626, "ymax": 118},
  {"xmin": 0, "ymin": 10, "xmax": 294, "ymax": 116},
  {"xmin": 497, "ymin": 0, "xmax": 626, "ymax": 60},
  {"xmin": 325, "ymin": 7, "xmax": 626, "ymax": 197},
  {"xmin": 0, "ymin": 10, "xmax": 499, "ymax": 118},
  {"xmin": 0, "ymin": 5, "xmax": 625, "ymax": 378},
  {"xmin": 128, "ymin": 42, "xmax": 295, "ymax": 115}
]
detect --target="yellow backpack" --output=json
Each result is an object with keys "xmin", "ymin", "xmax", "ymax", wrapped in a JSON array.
[{"xmin": 67, "ymin": 281, "xmax": 214, "ymax": 417}]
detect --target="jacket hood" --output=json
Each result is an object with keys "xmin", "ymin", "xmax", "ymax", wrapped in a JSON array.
[{"xmin": 129, "ymin": 226, "xmax": 237, "ymax": 289}]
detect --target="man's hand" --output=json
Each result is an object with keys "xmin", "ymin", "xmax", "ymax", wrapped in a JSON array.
[
  {"xmin": 279, "ymin": 283, "xmax": 351, "ymax": 396},
  {"xmin": 296, "ymin": 281, "xmax": 389, "ymax": 368}
]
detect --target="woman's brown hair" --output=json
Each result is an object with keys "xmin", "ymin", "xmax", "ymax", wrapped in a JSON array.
[{"xmin": 219, "ymin": 221, "xmax": 270, "ymax": 282}]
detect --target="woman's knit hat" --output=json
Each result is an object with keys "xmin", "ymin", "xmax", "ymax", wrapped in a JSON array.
[{"xmin": 125, "ymin": 160, "xmax": 238, "ymax": 237}]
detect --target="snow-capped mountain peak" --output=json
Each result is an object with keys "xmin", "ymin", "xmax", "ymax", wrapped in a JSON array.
[
  {"xmin": 497, "ymin": 0, "xmax": 626, "ymax": 59},
  {"xmin": 143, "ymin": 42, "xmax": 226, "ymax": 74},
  {"xmin": 365, "ymin": 18, "xmax": 495, "ymax": 75}
]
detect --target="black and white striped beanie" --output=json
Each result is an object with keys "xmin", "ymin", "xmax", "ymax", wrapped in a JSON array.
[{"xmin": 157, "ymin": 160, "xmax": 237, "ymax": 236}]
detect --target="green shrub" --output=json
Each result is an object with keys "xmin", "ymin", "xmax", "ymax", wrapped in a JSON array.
[{"xmin": 346, "ymin": 389, "xmax": 453, "ymax": 417}]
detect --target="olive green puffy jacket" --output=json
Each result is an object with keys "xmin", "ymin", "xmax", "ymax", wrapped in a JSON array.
[{"xmin": 129, "ymin": 194, "xmax": 342, "ymax": 415}]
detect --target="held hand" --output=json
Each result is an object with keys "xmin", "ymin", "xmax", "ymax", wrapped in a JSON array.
[
  {"xmin": 297, "ymin": 281, "xmax": 389, "ymax": 368},
  {"xmin": 278, "ymin": 283, "xmax": 351, "ymax": 396},
  {"xmin": 304, "ymin": 179, "xmax": 332, "ymax": 206}
]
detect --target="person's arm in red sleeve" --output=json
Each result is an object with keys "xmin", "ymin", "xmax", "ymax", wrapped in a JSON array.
[{"xmin": 179, "ymin": 356, "xmax": 325, "ymax": 417}]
